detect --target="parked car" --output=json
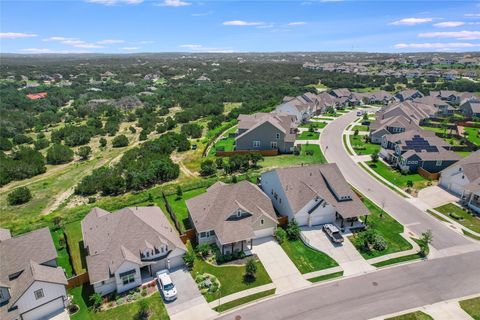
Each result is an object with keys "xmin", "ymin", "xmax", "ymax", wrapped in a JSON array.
[
  {"xmin": 356, "ymin": 110, "xmax": 364, "ymax": 116},
  {"xmin": 323, "ymin": 224, "xmax": 344, "ymax": 243},
  {"xmin": 157, "ymin": 270, "xmax": 177, "ymax": 301}
]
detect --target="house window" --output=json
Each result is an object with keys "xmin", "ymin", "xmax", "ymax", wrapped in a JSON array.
[
  {"xmin": 209, "ymin": 230, "xmax": 216, "ymax": 236},
  {"xmin": 237, "ymin": 211, "xmax": 241, "ymax": 217},
  {"xmin": 260, "ymin": 219, "xmax": 265, "ymax": 225},
  {"xmin": 436, "ymin": 160, "xmax": 443, "ymax": 166},
  {"xmin": 279, "ymin": 198, "xmax": 282, "ymax": 204},
  {"xmin": 34, "ymin": 289, "xmax": 44, "ymax": 300},
  {"xmin": 271, "ymin": 189, "xmax": 274, "ymax": 195},
  {"xmin": 276, "ymin": 133, "xmax": 280, "ymax": 139},
  {"xmin": 253, "ymin": 141, "xmax": 261, "ymax": 147},
  {"xmin": 270, "ymin": 141, "xmax": 278, "ymax": 149},
  {"xmin": 122, "ymin": 274, "xmax": 135, "ymax": 286},
  {"xmin": 200, "ymin": 232, "xmax": 207, "ymax": 238}
]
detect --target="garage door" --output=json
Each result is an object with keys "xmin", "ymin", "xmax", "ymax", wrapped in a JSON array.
[
  {"xmin": 168, "ymin": 255, "xmax": 185, "ymax": 270},
  {"xmin": 309, "ymin": 213, "xmax": 333, "ymax": 227},
  {"xmin": 449, "ymin": 183, "xmax": 464, "ymax": 196},
  {"xmin": 22, "ymin": 297, "xmax": 65, "ymax": 320},
  {"xmin": 254, "ymin": 227, "xmax": 274, "ymax": 239}
]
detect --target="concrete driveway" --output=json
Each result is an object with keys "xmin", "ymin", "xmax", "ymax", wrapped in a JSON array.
[
  {"xmin": 417, "ymin": 186, "xmax": 459, "ymax": 209},
  {"xmin": 164, "ymin": 267, "xmax": 217, "ymax": 320},
  {"xmin": 301, "ymin": 226, "xmax": 375, "ymax": 276},
  {"xmin": 252, "ymin": 237, "xmax": 310, "ymax": 294}
]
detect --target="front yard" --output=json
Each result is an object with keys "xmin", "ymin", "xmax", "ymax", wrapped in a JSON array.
[
  {"xmin": 299, "ymin": 122, "xmax": 327, "ymax": 129},
  {"xmin": 385, "ymin": 311, "xmax": 433, "ymax": 320},
  {"xmin": 434, "ymin": 203, "xmax": 480, "ymax": 233},
  {"xmin": 69, "ymin": 285, "xmax": 169, "ymax": 320},
  {"xmin": 352, "ymin": 125, "xmax": 369, "ymax": 132},
  {"xmin": 349, "ymin": 135, "xmax": 380, "ymax": 155},
  {"xmin": 459, "ymin": 296, "xmax": 480, "ymax": 320},
  {"xmin": 297, "ymin": 131, "xmax": 320, "ymax": 140},
  {"xmin": 280, "ymin": 238, "xmax": 338, "ymax": 274},
  {"xmin": 349, "ymin": 196, "xmax": 413, "ymax": 259},
  {"xmin": 366, "ymin": 161, "xmax": 430, "ymax": 191},
  {"xmin": 189, "ymin": 243, "xmax": 272, "ymax": 302}
]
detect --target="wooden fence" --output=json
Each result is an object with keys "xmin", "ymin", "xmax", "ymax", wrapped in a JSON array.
[
  {"xmin": 67, "ymin": 272, "xmax": 89, "ymax": 289},
  {"xmin": 161, "ymin": 191, "xmax": 183, "ymax": 234},
  {"xmin": 277, "ymin": 216, "xmax": 288, "ymax": 226},
  {"xmin": 216, "ymin": 149, "xmax": 279, "ymax": 157},
  {"xmin": 180, "ymin": 229, "xmax": 196, "ymax": 244},
  {"xmin": 417, "ymin": 167, "xmax": 440, "ymax": 181}
]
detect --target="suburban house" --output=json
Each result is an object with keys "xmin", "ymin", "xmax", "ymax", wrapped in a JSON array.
[
  {"xmin": 369, "ymin": 115, "xmax": 421, "ymax": 144},
  {"xmin": 375, "ymin": 101, "xmax": 436, "ymax": 126},
  {"xmin": 0, "ymin": 228, "xmax": 68, "ymax": 320},
  {"xmin": 26, "ymin": 92, "xmax": 48, "ymax": 100},
  {"xmin": 81, "ymin": 206, "xmax": 186, "ymax": 296},
  {"xmin": 380, "ymin": 130, "xmax": 461, "ymax": 173},
  {"xmin": 235, "ymin": 112, "xmax": 298, "ymax": 154},
  {"xmin": 414, "ymin": 96, "xmax": 454, "ymax": 116},
  {"xmin": 460, "ymin": 92, "xmax": 480, "ymax": 105},
  {"xmin": 439, "ymin": 150, "xmax": 480, "ymax": 213},
  {"xmin": 275, "ymin": 93, "xmax": 321, "ymax": 122},
  {"xmin": 329, "ymin": 88, "xmax": 352, "ymax": 99},
  {"xmin": 186, "ymin": 180, "xmax": 278, "ymax": 255},
  {"xmin": 395, "ymin": 89, "xmax": 423, "ymax": 102},
  {"xmin": 355, "ymin": 91, "xmax": 393, "ymax": 105},
  {"xmin": 260, "ymin": 164, "xmax": 369, "ymax": 229},
  {"xmin": 430, "ymin": 90, "xmax": 460, "ymax": 104},
  {"xmin": 460, "ymin": 101, "xmax": 480, "ymax": 118}
]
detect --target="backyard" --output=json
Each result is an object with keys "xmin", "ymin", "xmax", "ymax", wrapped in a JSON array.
[
  {"xmin": 349, "ymin": 134, "xmax": 380, "ymax": 155},
  {"xmin": 64, "ymin": 221, "xmax": 86, "ymax": 275},
  {"xmin": 260, "ymin": 144, "xmax": 326, "ymax": 168},
  {"xmin": 208, "ymin": 126, "xmax": 237, "ymax": 155},
  {"xmin": 51, "ymin": 228, "xmax": 74, "ymax": 277},
  {"xmin": 464, "ymin": 126, "xmax": 480, "ymax": 146},
  {"xmin": 366, "ymin": 161, "xmax": 430, "ymax": 190},
  {"xmin": 349, "ymin": 196, "xmax": 413, "ymax": 259},
  {"xmin": 280, "ymin": 238, "xmax": 338, "ymax": 274},
  {"xmin": 434, "ymin": 203, "xmax": 480, "ymax": 233}
]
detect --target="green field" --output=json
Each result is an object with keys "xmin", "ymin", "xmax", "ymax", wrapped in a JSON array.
[
  {"xmin": 349, "ymin": 135, "xmax": 380, "ymax": 155},
  {"xmin": 434, "ymin": 203, "xmax": 480, "ymax": 233},
  {"xmin": 297, "ymin": 131, "xmax": 320, "ymax": 140},
  {"xmin": 280, "ymin": 238, "xmax": 338, "ymax": 274},
  {"xmin": 366, "ymin": 161, "xmax": 430, "ymax": 190}
]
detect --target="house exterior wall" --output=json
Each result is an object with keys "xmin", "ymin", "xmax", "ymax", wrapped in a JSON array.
[
  {"xmin": 93, "ymin": 277, "xmax": 117, "ymax": 296},
  {"xmin": 370, "ymin": 129, "xmax": 389, "ymax": 144},
  {"xmin": 236, "ymin": 122, "xmax": 294, "ymax": 153},
  {"xmin": 439, "ymin": 165, "xmax": 470, "ymax": 196},
  {"xmin": 114, "ymin": 261, "xmax": 141, "ymax": 294},
  {"xmin": 252, "ymin": 214, "xmax": 277, "ymax": 232},
  {"xmin": 261, "ymin": 171, "xmax": 294, "ymax": 220},
  {"xmin": 275, "ymin": 104, "xmax": 301, "ymax": 122},
  {"xmin": 467, "ymin": 191, "xmax": 480, "ymax": 214},
  {"xmin": 297, "ymin": 198, "xmax": 336, "ymax": 227},
  {"xmin": 15, "ymin": 281, "xmax": 66, "ymax": 320}
]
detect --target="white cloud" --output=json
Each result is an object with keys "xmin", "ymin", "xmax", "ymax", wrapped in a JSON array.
[
  {"xmin": 43, "ymin": 36, "xmax": 104, "ymax": 48},
  {"xmin": 433, "ymin": 21, "xmax": 465, "ymax": 28},
  {"xmin": 394, "ymin": 42, "xmax": 479, "ymax": 49},
  {"xmin": 96, "ymin": 39, "xmax": 125, "ymax": 44},
  {"xmin": 465, "ymin": 13, "xmax": 480, "ymax": 17},
  {"xmin": 0, "ymin": 32, "xmax": 37, "ymax": 39},
  {"xmin": 418, "ymin": 30, "xmax": 480, "ymax": 40},
  {"xmin": 288, "ymin": 22, "xmax": 306, "ymax": 26},
  {"xmin": 192, "ymin": 11, "xmax": 212, "ymax": 16},
  {"xmin": 390, "ymin": 17, "xmax": 433, "ymax": 26},
  {"xmin": 136, "ymin": 40, "xmax": 155, "ymax": 44},
  {"xmin": 223, "ymin": 20, "xmax": 265, "ymax": 26},
  {"xmin": 120, "ymin": 47, "xmax": 140, "ymax": 50},
  {"xmin": 21, "ymin": 48, "xmax": 91, "ymax": 54},
  {"xmin": 86, "ymin": 0, "xmax": 143, "ymax": 5},
  {"xmin": 43, "ymin": 36, "xmax": 76, "ymax": 42},
  {"xmin": 179, "ymin": 44, "xmax": 234, "ymax": 53},
  {"xmin": 155, "ymin": 0, "xmax": 191, "ymax": 7}
]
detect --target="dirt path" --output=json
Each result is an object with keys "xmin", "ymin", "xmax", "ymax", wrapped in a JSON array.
[{"xmin": 171, "ymin": 152, "xmax": 197, "ymax": 178}]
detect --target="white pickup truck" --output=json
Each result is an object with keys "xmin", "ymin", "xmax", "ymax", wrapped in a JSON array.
[{"xmin": 157, "ymin": 270, "xmax": 177, "ymax": 301}]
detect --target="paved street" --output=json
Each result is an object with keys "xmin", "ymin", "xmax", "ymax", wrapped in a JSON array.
[
  {"xmin": 217, "ymin": 250, "xmax": 480, "ymax": 320},
  {"xmin": 320, "ymin": 111, "xmax": 471, "ymax": 250}
]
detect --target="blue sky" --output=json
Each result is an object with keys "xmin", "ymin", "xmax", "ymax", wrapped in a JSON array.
[{"xmin": 1, "ymin": 0, "xmax": 480, "ymax": 53}]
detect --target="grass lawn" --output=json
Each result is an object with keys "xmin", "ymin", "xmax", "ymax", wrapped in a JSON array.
[
  {"xmin": 312, "ymin": 117, "xmax": 334, "ymax": 121},
  {"xmin": 64, "ymin": 221, "xmax": 86, "ymax": 275},
  {"xmin": 372, "ymin": 239, "xmax": 427, "ymax": 267},
  {"xmin": 190, "ymin": 244, "xmax": 272, "ymax": 302},
  {"xmin": 51, "ymin": 228, "xmax": 74, "ymax": 277},
  {"xmin": 385, "ymin": 311, "xmax": 433, "ymax": 320},
  {"xmin": 161, "ymin": 187, "xmax": 207, "ymax": 232},
  {"xmin": 349, "ymin": 196, "xmax": 412, "ymax": 259},
  {"xmin": 366, "ymin": 161, "xmax": 430, "ymax": 190},
  {"xmin": 299, "ymin": 122, "xmax": 327, "ymax": 129},
  {"xmin": 308, "ymin": 271, "xmax": 344, "ymax": 283},
  {"xmin": 297, "ymin": 131, "xmax": 320, "ymax": 140},
  {"xmin": 434, "ymin": 203, "xmax": 480, "ymax": 233},
  {"xmin": 260, "ymin": 144, "xmax": 326, "ymax": 168},
  {"xmin": 209, "ymin": 127, "xmax": 237, "ymax": 156},
  {"xmin": 460, "ymin": 296, "xmax": 480, "ymax": 320},
  {"xmin": 455, "ymin": 151, "xmax": 472, "ymax": 157},
  {"xmin": 349, "ymin": 135, "xmax": 380, "ymax": 155},
  {"xmin": 463, "ymin": 229, "xmax": 480, "ymax": 241},
  {"xmin": 213, "ymin": 289, "xmax": 275, "ymax": 312},
  {"xmin": 464, "ymin": 126, "xmax": 480, "ymax": 146},
  {"xmin": 352, "ymin": 125, "xmax": 369, "ymax": 132},
  {"xmin": 69, "ymin": 286, "xmax": 169, "ymax": 320},
  {"xmin": 420, "ymin": 126, "xmax": 452, "ymax": 135},
  {"xmin": 280, "ymin": 239, "xmax": 338, "ymax": 274}
]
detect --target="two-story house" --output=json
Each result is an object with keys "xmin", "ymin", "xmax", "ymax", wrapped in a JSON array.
[
  {"xmin": 186, "ymin": 180, "xmax": 278, "ymax": 255},
  {"xmin": 81, "ymin": 207, "xmax": 186, "ymax": 296},
  {"xmin": 0, "ymin": 228, "xmax": 68, "ymax": 320},
  {"xmin": 260, "ymin": 164, "xmax": 369, "ymax": 230}
]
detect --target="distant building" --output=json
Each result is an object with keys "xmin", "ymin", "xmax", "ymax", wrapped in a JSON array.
[{"xmin": 26, "ymin": 92, "xmax": 47, "ymax": 100}]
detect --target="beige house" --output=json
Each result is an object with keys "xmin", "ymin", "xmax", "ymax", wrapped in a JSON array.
[{"xmin": 186, "ymin": 180, "xmax": 278, "ymax": 255}]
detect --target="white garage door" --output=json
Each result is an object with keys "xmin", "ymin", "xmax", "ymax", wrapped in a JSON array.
[
  {"xmin": 22, "ymin": 297, "xmax": 64, "ymax": 320},
  {"xmin": 254, "ymin": 227, "xmax": 274, "ymax": 239},
  {"xmin": 309, "ymin": 213, "xmax": 333, "ymax": 227},
  {"xmin": 168, "ymin": 255, "xmax": 185, "ymax": 270},
  {"xmin": 449, "ymin": 183, "xmax": 464, "ymax": 196}
]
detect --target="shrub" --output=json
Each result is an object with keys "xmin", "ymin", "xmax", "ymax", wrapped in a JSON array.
[
  {"xmin": 112, "ymin": 135, "xmax": 129, "ymax": 148},
  {"xmin": 371, "ymin": 152, "xmax": 379, "ymax": 163},
  {"xmin": 196, "ymin": 243, "xmax": 210, "ymax": 258},
  {"xmin": 183, "ymin": 251, "xmax": 195, "ymax": 270},
  {"xmin": 77, "ymin": 145, "xmax": 92, "ymax": 160},
  {"xmin": 275, "ymin": 228, "xmax": 287, "ymax": 244},
  {"xmin": 449, "ymin": 212, "xmax": 462, "ymax": 220},
  {"xmin": 285, "ymin": 220, "xmax": 301, "ymax": 240},
  {"xmin": 89, "ymin": 293, "xmax": 103, "ymax": 312},
  {"xmin": 46, "ymin": 144, "xmax": 74, "ymax": 165},
  {"xmin": 245, "ymin": 259, "xmax": 257, "ymax": 280},
  {"xmin": 372, "ymin": 234, "xmax": 388, "ymax": 251},
  {"xmin": 7, "ymin": 187, "xmax": 32, "ymax": 205},
  {"xmin": 99, "ymin": 137, "xmax": 107, "ymax": 148},
  {"xmin": 200, "ymin": 159, "xmax": 216, "ymax": 176}
]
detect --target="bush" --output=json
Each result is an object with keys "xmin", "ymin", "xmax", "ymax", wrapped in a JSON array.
[
  {"xmin": 7, "ymin": 187, "xmax": 32, "ymax": 205},
  {"xmin": 112, "ymin": 134, "xmax": 129, "ymax": 148},
  {"xmin": 285, "ymin": 220, "xmax": 300, "ymax": 240},
  {"xmin": 200, "ymin": 159, "xmax": 217, "ymax": 176},
  {"xmin": 183, "ymin": 251, "xmax": 195, "ymax": 270},
  {"xmin": 196, "ymin": 243, "xmax": 210, "ymax": 258},
  {"xmin": 46, "ymin": 144, "xmax": 74, "ymax": 165},
  {"xmin": 449, "ymin": 212, "xmax": 462, "ymax": 220},
  {"xmin": 99, "ymin": 137, "xmax": 107, "ymax": 148},
  {"xmin": 275, "ymin": 228, "xmax": 287, "ymax": 244},
  {"xmin": 89, "ymin": 293, "xmax": 103, "ymax": 312},
  {"xmin": 245, "ymin": 259, "xmax": 257, "ymax": 280},
  {"xmin": 372, "ymin": 234, "xmax": 388, "ymax": 251},
  {"xmin": 77, "ymin": 145, "xmax": 92, "ymax": 160}
]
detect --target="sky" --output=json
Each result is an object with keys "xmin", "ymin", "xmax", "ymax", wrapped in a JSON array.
[{"xmin": 1, "ymin": 0, "xmax": 480, "ymax": 54}]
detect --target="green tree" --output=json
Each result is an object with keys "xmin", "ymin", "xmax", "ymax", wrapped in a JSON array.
[
  {"xmin": 139, "ymin": 130, "xmax": 148, "ymax": 141},
  {"xmin": 196, "ymin": 243, "xmax": 210, "ymax": 258},
  {"xmin": 245, "ymin": 259, "xmax": 257, "ymax": 280},
  {"xmin": 285, "ymin": 220, "xmax": 300, "ymax": 240},
  {"xmin": 419, "ymin": 229, "xmax": 433, "ymax": 257},
  {"xmin": 7, "ymin": 187, "xmax": 32, "ymax": 205},
  {"xmin": 200, "ymin": 159, "xmax": 216, "ymax": 176},
  {"xmin": 215, "ymin": 157, "xmax": 224, "ymax": 169},
  {"xmin": 46, "ymin": 144, "xmax": 74, "ymax": 165},
  {"xmin": 136, "ymin": 299, "xmax": 149, "ymax": 320},
  {"xmin": 371, "ymin": 152, "xmax": 379, "ymax": 163},
  {"xmin": 89, "ymin": 293, "xmax": 103, "ymax": 312},
  {"xmin": 129, "ymin": 126, "xmax": 137, "ymax": 134},
  {"xmin": 99, "ymin": 137, "xmax": 107, "ymax": 148},
  {"xmin": 77, "ymin": 145, "xmax": 92, "ymax": 160},
  {"xmin": 275, "ymin": 228, "xmax": 287, "ymax": 244},
  {"xmin": 112, "ymin": 134, "xmax": 129, "ymax": 148},
  {"xmin": 176, "ymin": 185, "xmax": 183, "ymax": 199}
]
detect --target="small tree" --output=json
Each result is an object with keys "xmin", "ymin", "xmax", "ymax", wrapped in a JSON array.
[
  {"xmin": 139, "ymin": 130, "xmax": 148, "ymax": 141},
  {"xmin": 112, "ymin": 135, "xmax": 129, "ymax": 148},
  {"xmin": 285, "ymin": 220, "xmax": 300, "ymax": 240},
  {"xmin": 176, "ymin": 186, "xmax": 183, "ymax": 200},
  {"xmin": 362, "ymin": 113, "xmax": 368, "ymax": 121},
  {"xmin": 136, "ymin": 299, "xmax": 149, "ymax": 320},
  {"xmin": 354, "ymin": 129, "xmax": 359, "ymax": 136},
  {"xmin": 99, "ymin": 137, "xmax": 107, "ymax": 148},
  {"xmin": 308, "ymin": 124, "xmax": 316, "ymax": 133},
  {"xmin": 89, "ymin": 293, "xmax": 103, "ymax": 312},
  {"xmin": 249, "ymin": 153, "xmax": 264, "ymax": 168},
  {"xmin": 77, "ymin": 145, "xmax": 92, "ymax": 161},
  {"xmin": 46, "ymin": 144, "xmax": 74, "ymax": 165},
  {"xmin": 215, "ymin": 157, "xmax": 224, "ymax": 169},
  {"xmin": 245, "ymin": 259, "xmax": 257, "ymax": 280},
  {"xmin": 7, "ymin": 187, "xmax": 32, "ymax": 205},
  {"xmin": 419, "ymin": 229, "xmax": 433, "ymax": 257},
  {"xmin": 406, "ymin": 180, "xmax": 413, "ymax": 189},
  {"xmin": 195, "ymin": 243, "xmax": 210, "ymax": 258},
  {"xmin": 129, "ymin": 126, "xmax": 137, "ymax": 134},
  {"xmin": 200, "ymin": 159, "xmax": 216, "ymax": 176},
  {"xmin": 53, "ymin": 216, "xmax": 62, "ymax": 230},
  {"xmin": 183, "ymin": 251, "xmax": 195, "ymax": 270},
  {"xmin": 371, "ymin": 152, "xmax": 379, "ymax": 163},
  {"xmin": 274, "ymin": 228, "xmax": 287, "ymax": 244}
]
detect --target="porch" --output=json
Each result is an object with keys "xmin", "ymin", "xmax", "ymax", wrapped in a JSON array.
[
  {"xmin": 219, "ymin": 239, "xmax": 253, "ymax": 256},
  {"xmin": 334, "ymin": 212, "xmax": 366, "ymax": 233}
]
